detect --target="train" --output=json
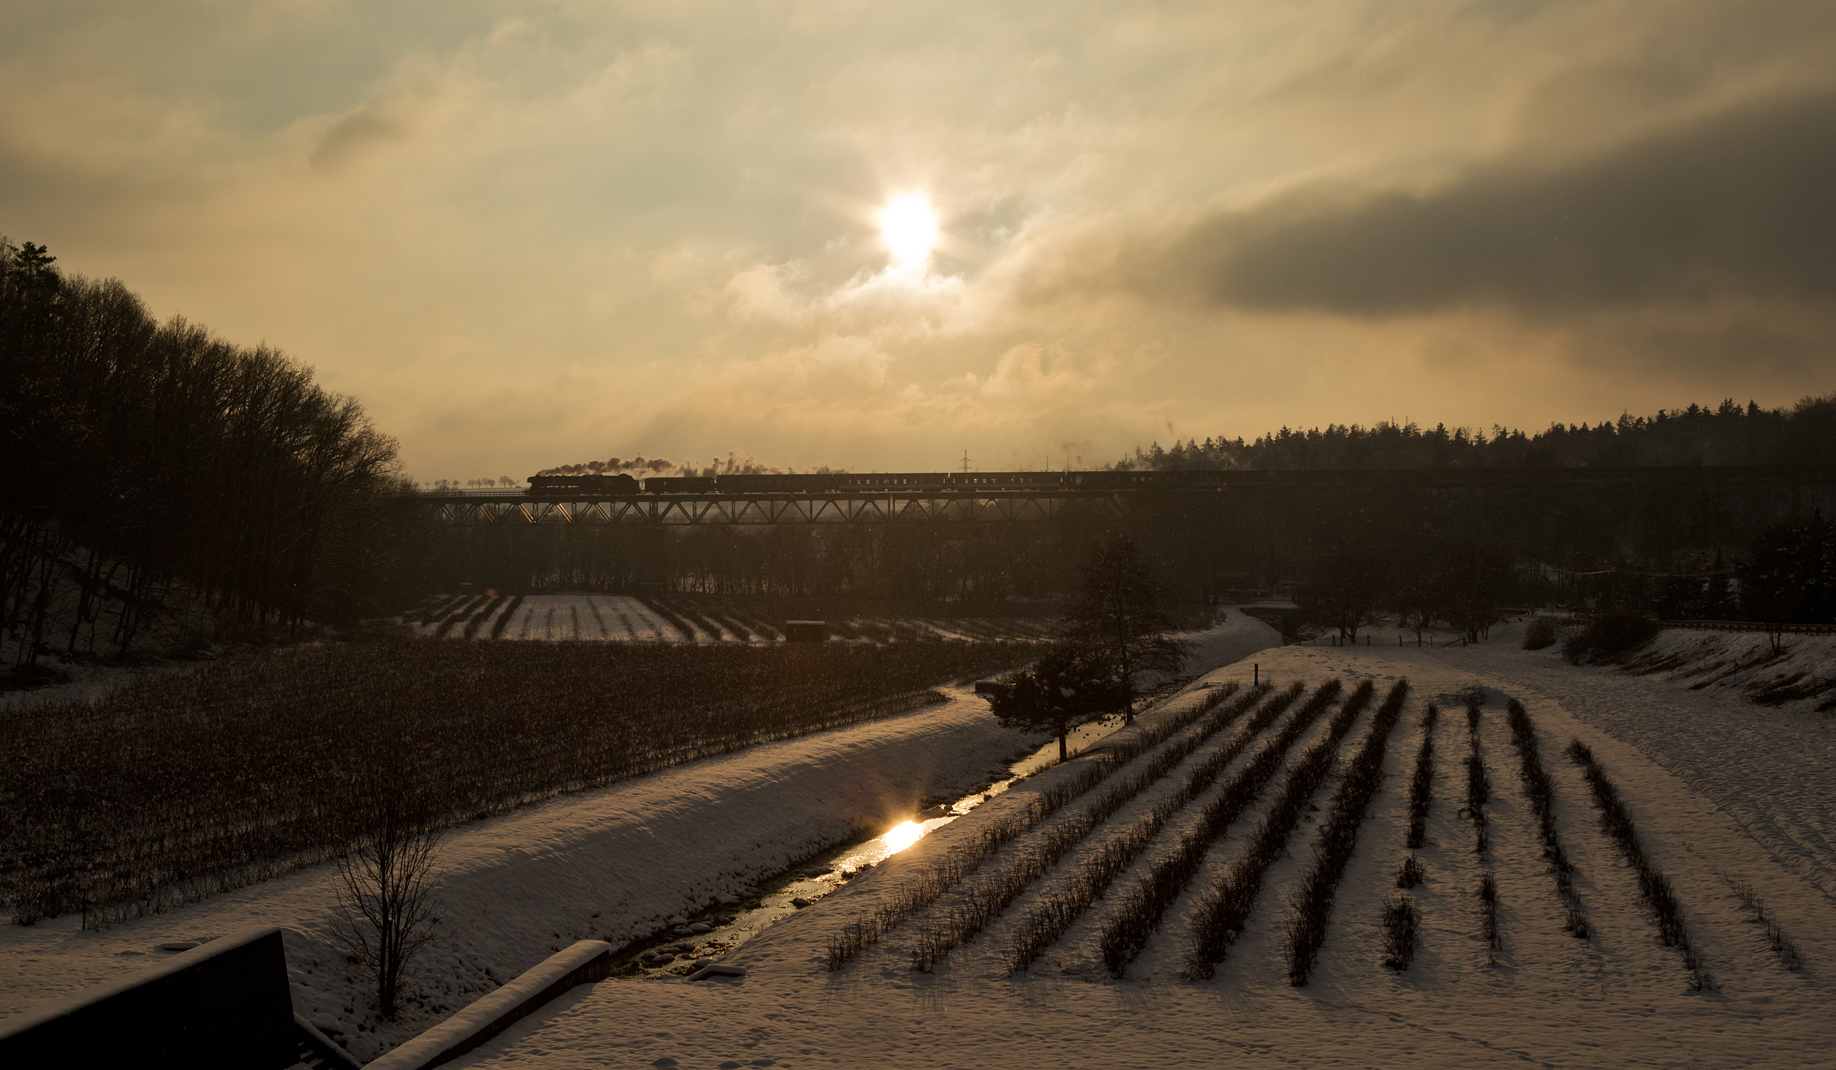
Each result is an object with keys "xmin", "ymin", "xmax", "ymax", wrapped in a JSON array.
[{"xmin": 523, "ymin": 470, "xmax": 1219, "ymax": 496}]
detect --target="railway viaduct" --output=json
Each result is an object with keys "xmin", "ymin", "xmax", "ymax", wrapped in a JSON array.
[{"xmin": 419, "ymin": 466, "xmax": 1836, "ymax": 527}]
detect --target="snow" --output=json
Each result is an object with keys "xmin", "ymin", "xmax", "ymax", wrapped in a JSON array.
[
  {"xmin": 404, "ymin": 594, "xmax": 1085, "ymax": 647},
  {"xmin": 9, "ymin": 613, "xmax": 1835, "ymax": 1067},
  {"xmin": 0, "ymin": 690, "xmax": 1042, "ymax": 1061},
  {"xmin": 366, "ymin": 940, "xmax": 611, "ymax": 1070},
  {"xmin": 435, "ymin": 633, "xmax": 1836, "ymax": 1069}
]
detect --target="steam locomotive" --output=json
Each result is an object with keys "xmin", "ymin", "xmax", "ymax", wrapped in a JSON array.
[{"xmin": 523, "ymin": 470, "xmax": 1214, "ymax": 496}]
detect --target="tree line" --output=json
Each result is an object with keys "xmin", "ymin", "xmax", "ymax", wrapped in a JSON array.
[
  {"xmin": 1120, "ymin": 396, "xmax": 1836, "ymax": 472},
  {"xmin": 0, "ymin": 238, "xmax": 426, "ymax": 670}
]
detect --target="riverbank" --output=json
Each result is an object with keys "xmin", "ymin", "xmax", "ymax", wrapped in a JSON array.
[{"xmin": 0, "ymin": 688, "xmax": 1037, "ymax": 1060}]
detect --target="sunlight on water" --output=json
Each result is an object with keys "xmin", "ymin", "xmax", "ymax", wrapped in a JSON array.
[{"xmin": 882, "ymin": 820, "xmax": 926, "ymax": 853}]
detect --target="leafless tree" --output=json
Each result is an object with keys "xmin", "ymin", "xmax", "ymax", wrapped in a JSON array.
[{"xmin": 334, "ymin": 771, "xmax": 442, "ymax": 1019}]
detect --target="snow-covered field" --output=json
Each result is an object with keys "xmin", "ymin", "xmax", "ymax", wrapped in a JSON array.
[
  {"xmin": 8, "ymin": 613, "xmax": 1834, "ymax": 1068},
  {"xmin": 404, "ymin": 592, "xmax": 1064, "ymax": 645},
  {"xmin": 440, "ymin": 633, "xmax": 1836, "ymax": 1069}
]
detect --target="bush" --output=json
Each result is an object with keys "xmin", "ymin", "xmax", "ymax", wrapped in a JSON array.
[
  {"xmin": 1561, "ymin": 611, "xmax": 1660, "ymax": 663},
  {"xmin": 1381, "ymin": 896, "xmax": 1418, "ymax": 970},
  {"xmin": 1522, "ymin": 618, "xmax": 1557, "ymax": 650}
]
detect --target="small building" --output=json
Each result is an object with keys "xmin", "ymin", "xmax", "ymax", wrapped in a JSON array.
[{"xmin": 783, "ymin": 620, "xmax": 828, "ymax": 643}]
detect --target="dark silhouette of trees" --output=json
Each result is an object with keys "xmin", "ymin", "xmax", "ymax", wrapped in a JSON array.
[
  {"xmin": 1062, "ymin": 536, "xmax": 1190, "ymax": 719},
  {"xmin": 1299, "ymin": 543, "xmax": 1388, "ymax": 642},
  {"xmin": 1, "ymin": 238, "xmax": 425, "ymax": 667},
  {"xmin": 1739, "ymin": 513, "xmax": 1836, "ymax": 630},
  {"xmin": 1118, "ymin": 395, "xmax": 1836, "ymax": 472},
  {"xmin": 983, "ymin": 643, "xmax": 1125, "ymax": 760}
]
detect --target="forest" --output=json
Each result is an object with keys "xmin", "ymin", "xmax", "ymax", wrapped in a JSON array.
[
  {"xmin": 0, "ymin": 239, "xmax": 426, "ymax": 671},
  {"xmin": 1118, "ymin": 396, "xmax": 1836, "ymax": 471}
]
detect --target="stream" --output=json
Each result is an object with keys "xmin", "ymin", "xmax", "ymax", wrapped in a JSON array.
[{"xmin": 622, "ymin": 716, "xmax": 1126, "ymax": 977}]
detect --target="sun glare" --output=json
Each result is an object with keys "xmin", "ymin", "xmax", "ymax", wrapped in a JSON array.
[
  {"xmin": 883, "ymin": 819, "xmax": 926, "ymax": 853},
  {"xmin": 878, "ymin": 195, "xmax": 938, "ymax": 264}
]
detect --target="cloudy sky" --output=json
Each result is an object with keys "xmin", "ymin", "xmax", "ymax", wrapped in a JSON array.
[{"xmin": 5, "ymin": 1, "xmax": 1833, "ymax": 480}]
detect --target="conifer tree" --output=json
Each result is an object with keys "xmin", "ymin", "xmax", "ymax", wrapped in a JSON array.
[{"xmin": 1062, "ymin": 535, "xmax": 1190, "ymax": 720}]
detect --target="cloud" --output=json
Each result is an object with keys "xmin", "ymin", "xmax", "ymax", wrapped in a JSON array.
[
  {"xmin": 309, "ymin": 107, "xmax": 405, "ymax": 170},
  {"xmin": 1161, "ymin": 87, "xmax": 1836, "ymax": 316},
  {"xmin": 9, "ymin": 0, "xmax": 1836, "ymax": 478}
]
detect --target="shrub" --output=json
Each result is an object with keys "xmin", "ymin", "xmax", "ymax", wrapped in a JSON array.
[
  {"xmin": 1561, "ymin": 611, "xmax": 1660, "ymax": 663},
  {"xmin": 1381, "ymin": 896, "xmax": 1418, "ymax": 970},
  {"xmin": 1006, "ymin": 684, "xmax": 1270, "ymax": 972},
  {"xmin": 1478, "ymin": 873, "xmax": 1501, "ymax": 964},
  {"xmin": 901, "ymin": 681, "xmax": 1251, "ymax": 971},
  {"xmin": 1522, "ymin": 618, "xmax": 1557, "ymax": 650},
  {"xmin": 1395, "ymin": 856, "xmax": 1425, "ymax": 889}
]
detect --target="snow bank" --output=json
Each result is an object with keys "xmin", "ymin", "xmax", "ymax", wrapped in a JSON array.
[
  {"xmin": 0, "ymin": 689, "xmax": 1036, "ymax": 1062},
  {"xmin": 1610, "ymin": 626, "xmax": 1836, "ymax": 714},
  {"xmin": 367, "ymin": 941, "xmax": 612, "ymax": 1070},
  {"xmin": 1161, "ymin": 607, "xmax": 1283, "ymax": 682}
]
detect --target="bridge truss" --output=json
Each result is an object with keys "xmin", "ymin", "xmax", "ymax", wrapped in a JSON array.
[
  {"xmin": 424, "ymin": 490, "xmax": 1131, "ymax": 526},
  {"xmin": 420, "ymin": 465, "xmax": 1836, "ymax": 527}
]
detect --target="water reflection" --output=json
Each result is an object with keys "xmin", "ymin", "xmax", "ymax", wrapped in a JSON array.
[
  {"xmin": 623, "ymin": 711, "xmax": 1127, "ymax": 978},
  {"xmin": 882, "ymin": 819, "xmax": 925, "ymax": 853}
]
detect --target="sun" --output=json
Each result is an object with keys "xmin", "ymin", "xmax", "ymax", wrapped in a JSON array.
[{"xmin": 878, "ymin": 195, "xmax": 938, "ymax": 264}]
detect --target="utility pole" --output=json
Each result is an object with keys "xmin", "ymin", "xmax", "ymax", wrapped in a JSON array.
[{"xmin": 960, "ymin": 450, "xmax": 973, "ymax": 475}]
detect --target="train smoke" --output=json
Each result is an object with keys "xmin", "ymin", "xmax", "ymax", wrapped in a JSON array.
[{"xmin": 536, "ymin": 449, "xmax": 842, "ymax": 478}]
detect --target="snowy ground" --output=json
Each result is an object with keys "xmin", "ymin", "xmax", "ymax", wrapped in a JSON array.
[
  {"xmin": 404, "ymin": 593, "xmax": 1066, "ymax": 645},
  {"xmin": 438, "ymin": 631, "xmax": 1836, "ymax": 1070},
  {"xmin": 490, "ymin": 594, "xmax": 683, "ymax": 642},
  {"xmin": 0, "ymin": 691, "xmax": 1041, "ymax": 1061},
  {"xmin": 13, "ymin": 612, "xmax": 1835, "ymax": 1067},
  {"xmin": 0, "ymin": 610, "xmax": 1278, "ymax": 1059}
]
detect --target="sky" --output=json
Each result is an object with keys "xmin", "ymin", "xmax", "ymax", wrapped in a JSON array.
[{"xmin": 3, "ymin": 0, "xmax": 1833, "ymax": 481}]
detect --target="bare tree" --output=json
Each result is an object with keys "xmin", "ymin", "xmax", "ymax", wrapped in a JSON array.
[{"xmin": 335, "ymin": 772, "xmax": 442, "ymax": 1019}]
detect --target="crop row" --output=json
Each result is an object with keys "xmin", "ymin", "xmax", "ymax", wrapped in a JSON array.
[
  {"xmin": 1005, "ymin": 683, "xmax": 1289, "ymax": 973},
  {"xmin": 1096, "ymin": 680, "xmax": 1345, "ymax": 978},
  {"xmin": 1388, "ymin": 704, "xmax": 1435, "ymax": 969},
  {"xmin": 907, "ymin": 682, "xmax": 1256, "ymax": 970},
  {"xmin": 1504, "ymin": 699, "xmax": 1588, "ymax": 938},
  {"xmin": 1565, "ymin": 739, "xmax": 1711, "ymax": 990},
  {"xmin": 1732, "ymin": 881, "xmax": 1803, "ymax": 971},
  {"xmin": 2, "ymin": 639, "xmax": 1032, "ymax": 926},
  {"xmin": 1284, "ymin": 677, "xmax": 1411, "ymax": 985},
  {"xmin": 827, "ymin": 681, "xmax": 1243, "ymax": 970},
  {"xmin": 1184, "ymin": 678, "xmax": 1390, "ymax": 978},
  {"xmin": 1403, "ymin": 702, "xmax": 1438, "ymax": 850},
  {"xmin": 1464, "ymin": 696, "xmax": 1491, "ymax": 857}
]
